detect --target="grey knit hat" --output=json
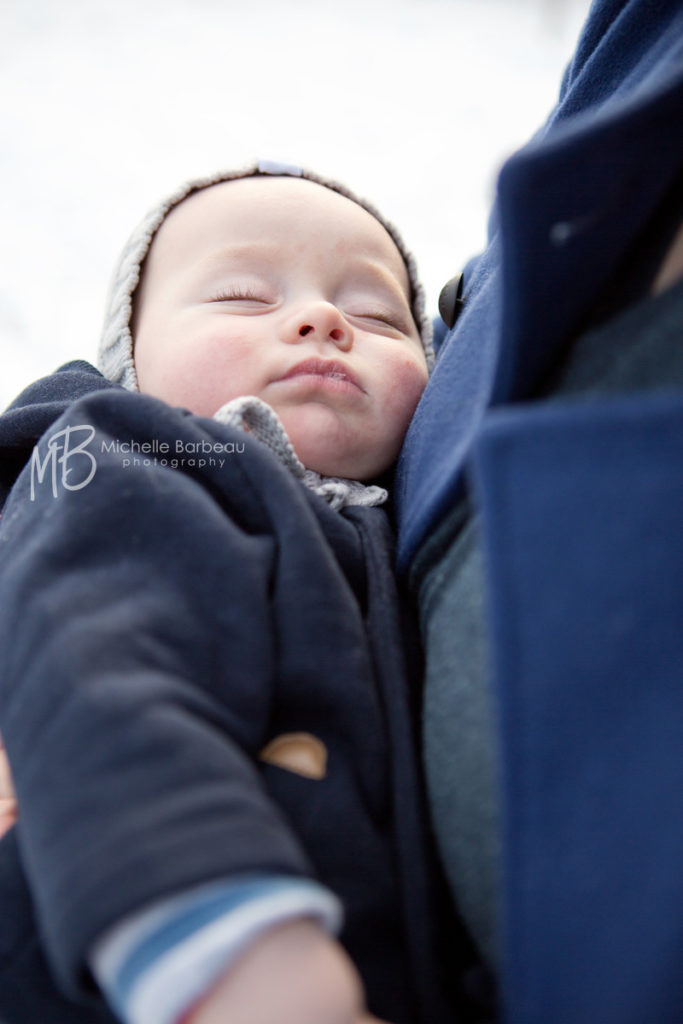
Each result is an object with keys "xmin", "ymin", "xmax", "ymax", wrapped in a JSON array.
[{"xmin": 98, "ymin": 159, "xmax": 433, "ymax": 390}]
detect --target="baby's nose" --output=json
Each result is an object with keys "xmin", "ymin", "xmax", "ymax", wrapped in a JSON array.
[{"xmin": 286, "ymin": 302, "xmax": 353, "ymax": 350}]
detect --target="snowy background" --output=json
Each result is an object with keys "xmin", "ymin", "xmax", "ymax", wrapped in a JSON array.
[{"xmin": 0, "ymin": 0, "xmax": 591, "ymax": 410}]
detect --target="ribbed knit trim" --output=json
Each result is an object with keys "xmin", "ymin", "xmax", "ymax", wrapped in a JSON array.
[{"xmin": 213, "ymin": 396, "xmax": 388, "ymax": 509}]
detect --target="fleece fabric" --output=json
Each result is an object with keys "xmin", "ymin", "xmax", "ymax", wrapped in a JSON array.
[{"xmin": 0, "ymin": 364, "xmax": 474, "ymax": 1024}]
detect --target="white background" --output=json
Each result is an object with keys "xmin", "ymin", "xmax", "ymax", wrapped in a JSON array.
[{"xmin": 0, "ymin": 0, "xmax": 591, "ymax": 409}]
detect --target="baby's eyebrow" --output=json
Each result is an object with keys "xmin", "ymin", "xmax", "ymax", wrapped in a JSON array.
[{"xmin": 344, "ymin": 258, "xmax": 413, "ymax": 305}]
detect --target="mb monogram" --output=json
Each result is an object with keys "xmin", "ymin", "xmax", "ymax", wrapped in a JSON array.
[{"xmin": 30, "ymin": 425, "xmax": 96, "ymax": 500}]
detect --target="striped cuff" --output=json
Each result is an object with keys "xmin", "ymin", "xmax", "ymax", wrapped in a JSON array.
[{"xmin": 90, "ymin": 876, "xmax": 342, "ymax": 1024}]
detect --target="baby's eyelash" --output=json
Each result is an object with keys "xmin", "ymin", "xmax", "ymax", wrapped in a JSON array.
[
  {"xmin": 356, "ymin": 309, "xmax": 410, "ymax": 332},
  {"xmin": 370, "ymin": 311, "xmax": 402, "ymax": 327},
  {"xmin": 209, "ymin": 286, "xmax": 265, "ymax": 302}
]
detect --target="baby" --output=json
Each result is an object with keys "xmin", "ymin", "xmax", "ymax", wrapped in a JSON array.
[
  {"xmin": 0, "ymin": 165, "xmax": 459, "ymax": 1024},
  {"xmin": 124, "ymin": 166, "xmax": 430, "ymax": 481}
]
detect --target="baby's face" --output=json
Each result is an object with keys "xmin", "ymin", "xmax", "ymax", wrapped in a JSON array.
[{"xmin": 133, "ymin": 176, "xmax": 428, "ymax": 479}]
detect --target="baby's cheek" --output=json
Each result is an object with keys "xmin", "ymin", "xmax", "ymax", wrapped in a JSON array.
[
  {"xmin": 386, "ymin": 357, "xmax": 429, "ymax": 423},
  {"xmin": 364, "ymin": 357, "xmax": 428, "ymax": 472},
  {"xmin": 142, "ymin": 330, "xmax": 256, "ymax": 417}
]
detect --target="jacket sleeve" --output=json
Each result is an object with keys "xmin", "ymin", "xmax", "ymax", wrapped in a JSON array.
[
  {"xmin": 0, "ymin": 828, "xmax": 118, "ymax": 1022},
  {"xmin": 0, "ymin": 389, "xmax": 313, "ymax": 1000}
]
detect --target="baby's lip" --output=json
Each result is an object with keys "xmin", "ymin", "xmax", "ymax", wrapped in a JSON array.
[{"xmin": 276, "ymin": 358, "xmax": 366, "ymax": 393}]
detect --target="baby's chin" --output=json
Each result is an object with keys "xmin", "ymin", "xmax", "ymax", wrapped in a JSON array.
[{"xmin": 277, "ymin": 404, "xmax": 394, "ymax": 482}]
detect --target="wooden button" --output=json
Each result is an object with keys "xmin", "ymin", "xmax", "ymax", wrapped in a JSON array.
[{"xmin": 259, "ymin": 732, "xmax": 328, "ymax": 780}]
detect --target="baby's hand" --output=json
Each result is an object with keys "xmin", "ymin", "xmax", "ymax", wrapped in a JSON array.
[
  {"xmin": 0, "ymin": 736, "xmax": 18, "ymax": 838},
  {"xmin": 182, "ymin": 918, "xmax": 393, "ymax": 1024}
]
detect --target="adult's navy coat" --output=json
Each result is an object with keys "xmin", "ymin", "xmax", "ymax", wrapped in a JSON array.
[
  {"xmin": 396, "ymin": 2, "xmax": 683, "ymax": 1022},
  {"xmin": 0, "ymin": 366, "xmax": 469, "ymax": 1024}
]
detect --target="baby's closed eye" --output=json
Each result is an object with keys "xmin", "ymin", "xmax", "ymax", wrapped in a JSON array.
[
  {"xmin": 208, "ymin": 285, "xmax": 272, "ymax": 305},
  {"xmin": 345, "ymin": 306, "xmax": 413, "ymax": 335}
]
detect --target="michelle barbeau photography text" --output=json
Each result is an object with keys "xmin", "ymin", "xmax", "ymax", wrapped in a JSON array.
[{"xmin": 30, "ymin": 424, "xmax": 245, "ymax": 500}]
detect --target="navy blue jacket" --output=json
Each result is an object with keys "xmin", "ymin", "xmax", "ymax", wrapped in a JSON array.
[
  {"xmin": 0, "ymin": 365, "xmax": 472, "ymax": 1024},
  {"xmin": 397, "ymin": 3, "xmax": 683, "ymax": 1022}
]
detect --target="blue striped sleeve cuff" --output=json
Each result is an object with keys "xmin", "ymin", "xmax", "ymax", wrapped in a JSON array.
[{"xmin": 90, "ymin": 876, "xmax": 343, "ymax": 1024}]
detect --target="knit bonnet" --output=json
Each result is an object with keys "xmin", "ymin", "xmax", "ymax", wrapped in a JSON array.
[{"xmin": 98, "ymin": 159, "xmax": 434, "ymax": 389}]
